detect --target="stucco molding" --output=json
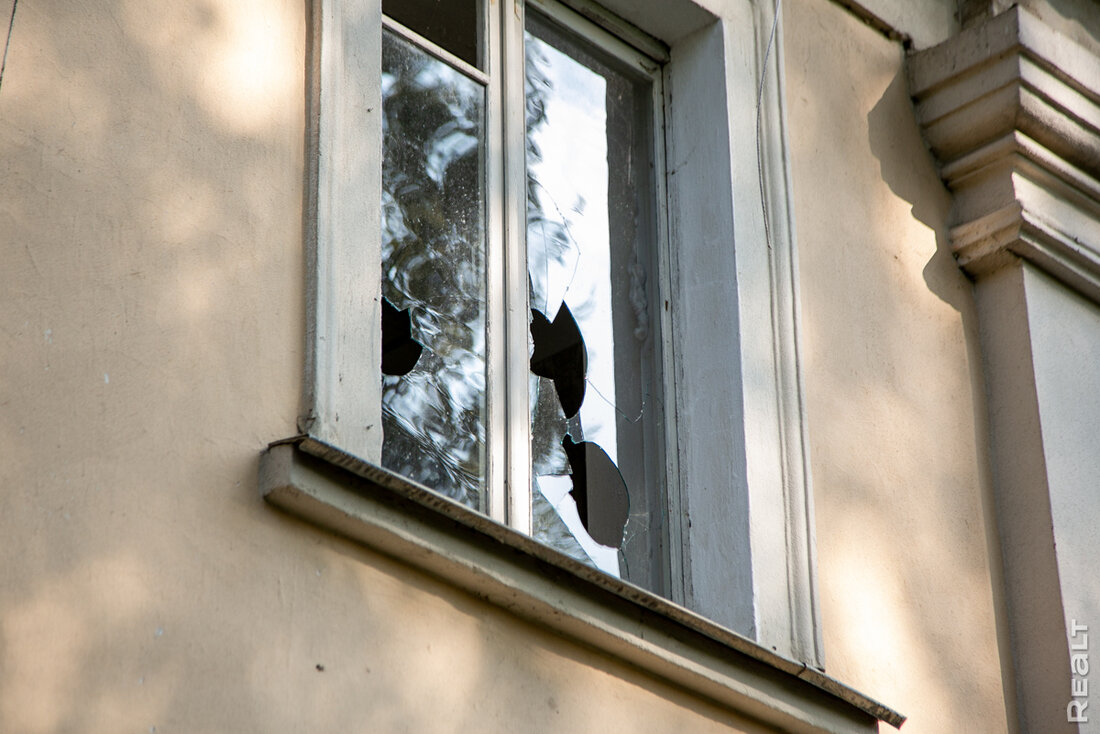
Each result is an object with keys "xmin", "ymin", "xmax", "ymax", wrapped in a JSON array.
[
  {"xmin": 909, "ymin": 5, "xmax": 1100, "ymax": 302},
  {"xmin": 259, "ymin": 437, "xmax": 903, "ymax": 732},
  {"xmin": 911, "ymin": 9, "xmax": 1100, "ymax": 730}
]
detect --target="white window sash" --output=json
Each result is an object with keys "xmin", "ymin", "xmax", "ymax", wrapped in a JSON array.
[{"xmin": 301, "ymin": 0, "xmax": 822, "ymax": 666}]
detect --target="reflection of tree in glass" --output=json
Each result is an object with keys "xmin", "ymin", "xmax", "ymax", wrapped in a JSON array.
[{"xmin": 380, "ymin": 32, "xmax": 487, "ymax": 509}]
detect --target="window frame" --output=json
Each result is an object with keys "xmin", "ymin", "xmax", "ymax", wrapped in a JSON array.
[
  {"xmin": 295, "ymin": 0, "xmax": 822, "ymax": 668},
  {"xmin": 377, "ymin": 0, "xmax": 679, "ymax": 586},
  {"xmin": 507, "ymin": 0, "xmax": 679, "ymax": 579}
]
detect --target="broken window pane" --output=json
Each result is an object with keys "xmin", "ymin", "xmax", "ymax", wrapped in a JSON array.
[
  {"xmin": 381, "ymin": 29, "xmax": 487, "ymax": 510},
  {"xmin": 525, "ymin": 13, "xmax": 667, "ymax": 590}
]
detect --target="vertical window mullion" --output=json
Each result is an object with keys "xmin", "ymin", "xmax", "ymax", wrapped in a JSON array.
[
  {"xmin": 653, "ymin": 69, "xmax": 684, "ymax": 605},
  {"xmin": 484, "ymin": 0, "xmax": 509, "ymax": 524},
  {"xmin": 503, "ymin": 0, "xmax": 534, "ymax": 534}
]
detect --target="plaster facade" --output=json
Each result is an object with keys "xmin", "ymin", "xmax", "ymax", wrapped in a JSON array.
[
  {"xmin": 785, "ymin": 1, "xmax": 1011, "ymax": 729},
  {"xmin": 2, "ymin": 0, "xmax": 1097, "ymax": 732}
]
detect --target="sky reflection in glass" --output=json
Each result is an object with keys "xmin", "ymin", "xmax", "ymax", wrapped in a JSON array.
[{"xmin": 527, "ymin": 26, "xmax": 632, "ymax": 577}]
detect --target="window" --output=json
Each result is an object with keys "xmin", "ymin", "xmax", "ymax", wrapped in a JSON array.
[
  {"xmin": 377, "ymin": 0, "xmax": 672, "ymax": 592},
  {"xmin": 295, "ymin": 0, "xmax": 822, "ymax": 666}
]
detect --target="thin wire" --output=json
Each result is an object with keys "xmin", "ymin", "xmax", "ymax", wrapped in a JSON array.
[
  {"xmin": 0, "ymin": 0, "xmax": 18, "ymax": 94},
  {"xmin": 529, "ymin": 176, "xmax": 582, "ymax": 314},
  {"xmin": 755, "ymin": 0, "xmax": 782, "ymax": 252}
]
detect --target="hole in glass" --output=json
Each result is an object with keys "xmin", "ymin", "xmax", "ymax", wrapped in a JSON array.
[
  {"xmin": 380, "ymin": 29, "xmax": 487, "ymax": 509},
  {"xmin": 525, "ymin": 11, "xmax": 667, "ymax": 588},
  {"xmin": 561, "ymin": 433, "xmax": 630, "ymax": 548},
  {"xmin": 381, "ymin": 297, "xmax": 424, "ymax": 376},
  {"xmin": 529, "ymin": 304, "xmax": 587, "ymax": 419}
]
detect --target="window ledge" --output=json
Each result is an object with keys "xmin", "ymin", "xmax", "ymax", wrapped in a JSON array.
[{"xmin": 259, "ymin": 436, "xmax": 904, "ymax": 732}]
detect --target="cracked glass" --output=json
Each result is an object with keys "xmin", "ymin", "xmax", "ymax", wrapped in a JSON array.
[
  {"xmin": 380, "ymin": 29, "xmax": 487, "ymax": 510},
  {"xmin": 525, "ymin": 13, "xmax": 668, "ymax": 590}
]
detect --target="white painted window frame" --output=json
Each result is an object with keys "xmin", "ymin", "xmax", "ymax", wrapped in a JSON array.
[{"xmin": 297, "ymin": 0, "xmax": 821, "ymax": 666}]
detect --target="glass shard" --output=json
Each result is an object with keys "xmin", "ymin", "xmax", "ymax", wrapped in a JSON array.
[
  {"xmin": 533, "ymin": 476, "xmax": 594, "ymax": 564},
  {"xmin": 534, "ymin": 475, "xmax": 621, "ymax": 576},
  {"xmin": 381, "ymin": 30, "xmax": 487, "ymax": 509}
]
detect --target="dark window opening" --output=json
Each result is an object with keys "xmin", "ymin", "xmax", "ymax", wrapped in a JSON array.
[{"xmin": 382, "ymin": 0, "xmax": 483, "ymax": 69}]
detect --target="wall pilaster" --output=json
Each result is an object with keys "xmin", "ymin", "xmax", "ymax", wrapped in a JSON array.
[{"xmin": 911, "ymin": 7, "xmax": 1100, "ymax": 731}]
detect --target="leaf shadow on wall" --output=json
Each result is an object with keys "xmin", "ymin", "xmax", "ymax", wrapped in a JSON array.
[{"xmin": 866, "ymin": 65, "xmax": 1019, "ymax": 727}]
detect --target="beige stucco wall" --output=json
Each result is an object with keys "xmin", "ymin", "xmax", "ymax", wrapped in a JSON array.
[
  {"xmin": 0, "ymin": 1, "xmax": 777, "ymax": 732},
  {"xmin": 849, "ymin": 0, "xmax": 959, "ymax": 48},
  {"xmin": 1, "ymin": 0, "xmax": 1032, "ymax": 731},
  {"xmin": 784, "ymin": 1, "xmax": 1014, "ymax": 732},
  {"xmin": 989, "ymin": 0, "xmax": 1100, "ymax": 55}
]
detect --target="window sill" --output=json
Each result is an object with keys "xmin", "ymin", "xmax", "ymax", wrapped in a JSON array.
[{"xmin": 259, "ymin": 436, "xmax": 904, "ymax": 732}]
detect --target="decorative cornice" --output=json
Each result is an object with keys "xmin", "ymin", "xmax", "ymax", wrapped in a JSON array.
[{"xmin": 909, "ymin": 6, "xmax": 1100, "ymax": 300}]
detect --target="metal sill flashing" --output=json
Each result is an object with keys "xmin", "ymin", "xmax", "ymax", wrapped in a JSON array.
[{"xmin": 259, "ymin": 436, "xmax": 904, "ymax": 732}]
